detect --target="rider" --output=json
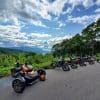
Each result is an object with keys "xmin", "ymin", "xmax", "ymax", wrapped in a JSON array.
[
  {"xmin": 15, "ymin": 62, "xmax": 20, "ymax": 68},
  {"xmin": 22, "ymin": 62, "xmax": 35, "ymax": 75}
]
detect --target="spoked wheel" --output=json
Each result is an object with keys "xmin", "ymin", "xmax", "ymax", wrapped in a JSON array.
[{"xmin": 12, "ymin": 79, "xmax": 25, "ymax": 93}]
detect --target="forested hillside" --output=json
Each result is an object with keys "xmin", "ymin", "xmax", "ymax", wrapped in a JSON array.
[{"xmin": 52, "ymin": 18, "xmax": 100, "ymax": 58}]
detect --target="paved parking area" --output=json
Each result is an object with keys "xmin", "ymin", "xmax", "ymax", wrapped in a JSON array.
[{"xmin": 0, "ymin": 62, "xmax": 100, "ymax": 100}]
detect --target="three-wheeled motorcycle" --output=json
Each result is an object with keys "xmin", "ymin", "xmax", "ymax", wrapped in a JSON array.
[{"xmin": 11, "ymin": 64, "xmax": 46, "ymax": 93}]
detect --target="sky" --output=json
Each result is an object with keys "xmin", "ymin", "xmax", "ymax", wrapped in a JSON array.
[{"xmin": 0, "ymin": 0, "xmax": 100, "ymax": 52}]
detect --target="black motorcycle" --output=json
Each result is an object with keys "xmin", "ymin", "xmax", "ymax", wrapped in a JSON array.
[
  {"xmin": 11, "ymin": 65, "xmax": 46, "ymax": 93},
  {"xmin": 51, "ymin": 60, "xmax": 70, "ymax": 71},
  {"xmin": 87, "ymin": 57, "xmax": 95, "ymax": 65},
  {"xmin": 97, "ymin": 59, "xmax": 100, "ymax": 63},
  {"xmin": 68, "ymin": 58, "xmax": 78, "ymax": 69}
]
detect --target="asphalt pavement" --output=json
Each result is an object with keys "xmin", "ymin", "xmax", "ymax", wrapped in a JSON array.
[{"xmin": 0, "ymin": 62, "xmax": 100, "ymax": 100}]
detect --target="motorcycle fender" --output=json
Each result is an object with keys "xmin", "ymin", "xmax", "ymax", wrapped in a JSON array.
[{"xmin": 16, "ymin": 76, "xmax": 26, "ymax": 83}]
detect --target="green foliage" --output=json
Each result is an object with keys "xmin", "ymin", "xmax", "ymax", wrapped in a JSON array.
[
  {"xmin": 0, "ymin": 47, "xmax": 53, "ymax": 77},
  {"xmin": 96, "ymin": 53, "xmax": 100, "ymax": 59},
  {"xmin": 52, "ymin": 19, "xmax": 100, "ymax": 58},
  {"xmin": 0, "ymin": 67, "xmax": 11, "ymax": 78}
]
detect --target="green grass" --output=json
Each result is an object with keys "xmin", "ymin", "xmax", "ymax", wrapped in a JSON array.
[
  {"xmin": 32, "ymin": 61, "xmax": 52, "ymax": 70},
  {"xmin": 0, "ymin": 67, "xmax": 12, "ymax": 78},
  {"xmin": 96, "ymin": 53, "xmax": 100, "ymax": 59},
  {"xmin": 0, "ymin": 61, "xmax": 52, "ymax": 78}
]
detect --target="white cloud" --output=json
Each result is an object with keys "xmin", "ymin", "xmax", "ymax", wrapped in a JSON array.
[
  {"xmin": 0, "ymin": 0, "xmax": 47, "ymax": 27},
  {"xmin": 67, "ymin": 0, "xmax": 94, "ymax": 7},
  {"xmin": 48, "ymin": 35, "xmax": 72, "ymax": 48},
  {"xmin": 82, "ymin": 0, "xmax": 94, "ymax": 7},
  {"xmin": 0, "ymin": 24, "xmax": 51, "ymax": 48},
  {"xmin": 0, "ymin": 24, "xmax": 72, "ymax": 49},
  {"xmin": 0, "ymin": 0, "xmax": 99, "ymax": 24},
  {"xmin": 96, "ymin": 0, "xmax": 100, "ymax": 6},
  {"xmin": 67, "ymin": 14, "xmax": 100, "ymax": 25},
  {"xmin": 95, "ymin": 8, "xmax": 100, "ymax": 13},
  {"xmin": 62, "ymin": 0, "xmax": 96, "ymax": 14},
  {"xmin": 55, "ymin": 27, "xmax": 61, "ymax": 30},
  {"xmin": 58, "ymin": 21, "xmax": 66, "ymax": 28},
  {"xmin": 28, "ymin": 33, "xmax": 51, "ymax": 38},
  {"xmin": 31, "ymin": 20, "xmax": 48, "ymax": 28}
]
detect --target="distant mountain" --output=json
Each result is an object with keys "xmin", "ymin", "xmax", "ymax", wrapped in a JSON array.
[
  {"xmin": 0, "ymin": 46, "xmax": 50, "ymax": 54},
  {"xmin": 0, "ymin": 47, "xmax": 27, "ymax": 54}
]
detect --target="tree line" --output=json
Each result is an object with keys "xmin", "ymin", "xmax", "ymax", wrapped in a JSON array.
[{"xmin": 52, "ymin": 18, "xmax": 100, "ymax": 59}]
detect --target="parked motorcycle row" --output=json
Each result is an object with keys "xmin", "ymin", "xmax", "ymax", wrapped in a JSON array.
[
  {"xmin": 51, "ymin": 56, "xmax": 99, "ymax": 71},
  {"xmin": 11, "ymin": 56, "xmax": 100, "ymax": 93}
]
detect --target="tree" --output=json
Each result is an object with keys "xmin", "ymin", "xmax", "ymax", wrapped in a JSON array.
[{"xmin": 82, "ymin": 18, "xmax": 100, "ymax": 55}]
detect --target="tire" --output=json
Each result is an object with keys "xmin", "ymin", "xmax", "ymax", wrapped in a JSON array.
[
  {"xmin": 89, "ymin": 61, "xmax": 94, "ymax": 65},
  {"xmin": 71, "ymin": 65, "xmax": 78, "ymax": 69},
  {"xmin": 39, "ymin": 75, "xmax": 46, "ymax": 81},
  {"xmin": 37, "ymin": 69, "xmax": 46, "ymax": 81},
  {"xmin": 12, "ymin": 79, "xmax": 25, "ymax": 93},
  {"xmin": 37, "ymin": 69, "xmax": 46, "ymax": 76},
  {"xmin": 62, "ymin": 65, "xmax": 70, "ymax": 71},
  {"xmin": 97, "ymin": 60, "xmax": 100, "ymax": 63}
]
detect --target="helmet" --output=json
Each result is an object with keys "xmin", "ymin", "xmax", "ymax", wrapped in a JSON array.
[
  {"xmin": 16, "ymin": 62, "xmax": 19, "ymax": 65},
  {"xmin": 25, "ymin": 62, "xmax": 28, "ymax": 66}
]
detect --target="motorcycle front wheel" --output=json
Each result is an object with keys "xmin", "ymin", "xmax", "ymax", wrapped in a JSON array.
[{"xmin": 12, "ymin": 79, "xmax": 25, "ymax": 93}]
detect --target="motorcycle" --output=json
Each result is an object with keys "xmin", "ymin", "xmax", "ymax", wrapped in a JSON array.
[
  {"xmin": 11, "ymin": 65, "xmax": 46, "ymax": 93},
  {"xmin": 97, "ymin": 59, "xmax": 100, "ymax": 63},
  {"xmin": 51, "ymin": 60, "xmax": 70, "ymax": 71},
  {"xmin": 87, "ymin": 57, "xmax": 95, "ymax": 65}
]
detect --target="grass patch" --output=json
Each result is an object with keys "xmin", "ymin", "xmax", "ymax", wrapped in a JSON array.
[
  {"xmin": 0, "ymin": 67, "xmax": 12, "ymax": 78},
  {"xmin": 96, "ymin": 53, "xmax": 100, "ymax": 59},
  {"xmin": 32, "ymin": 61, "xmax": 52, "ymax": 70}
]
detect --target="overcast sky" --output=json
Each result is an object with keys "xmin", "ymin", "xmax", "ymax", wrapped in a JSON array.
[{"xmin": 0, "ymin": 0, "xmax": 100, "ymax": 51}]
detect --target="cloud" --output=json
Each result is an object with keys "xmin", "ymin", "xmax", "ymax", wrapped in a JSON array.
[
  {"xmin": 48, "ymin": 35, "xmax": 72, "ymax": 48},
  {"xmin": 38, "ymin": 35, "xmax": 72, "ymax": 49},
  {"xmin": 31, "ymin": 20, "xmax": 48, "ymax": 28},
  {"xmin": 0, "ymin": 24, "xmax": 51, "ymax": 48},
  {"xmin": 95, "ymin": 8, "xmax": 100, "ymax": 13},
  {"xmin": 62, "ymin": 0, "xmax": 97, "ymax": 14},
  {"xmin": 67, "ymin": 0, "xmax": 94, "ymax": 7},
  {"xmin": 0, "ymin": 0, "xmax": 36, "ymax": 20},
  {"xmin": 0, "ymin": 0, "xmax": 47, "ymax": 27},
  {"xmin": 0, "ymin": 0, "xmax": 99, "ymax": 24},
  {"xmin": 28, "ymin": 33, "xmax": 52, "ymax": 38},
  {"xmin": 58, "ymin": 21, "xmax": 66, "ymax": 28},
  {"xmin": 96, "ymin": 0, "xmax": 100, "ymax": 6},
  {"xmin": 55, "ymin": 27, "xmax": 61, "ymax": 30},
  {"xmin": 0, "ymin": 24, "xmax": 72, "ymax": 49},
  {"xmin": 67, "ymin": 14, "xmax": 100, "ymax": 25}
]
